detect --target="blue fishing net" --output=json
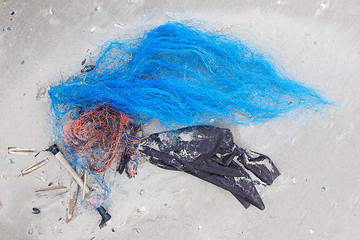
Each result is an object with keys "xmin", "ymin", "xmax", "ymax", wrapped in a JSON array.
[{"xmin": 49, "ymin": 21, "xmax": 329, "ymax": 131}]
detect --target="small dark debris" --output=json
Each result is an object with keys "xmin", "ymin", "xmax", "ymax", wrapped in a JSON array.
[
  {"xmin": 133, "ymin": 228, "xmax": 140, "ymax": 234},
  {"xmin": 7, "ymin": 27, "xmax": 11, "ymax": 31},
  {"xmin": 48, "ymin": 182, "xmax": 53, "ymax": 186},
  {"xmin": 10, "ymin": 11, "xmax": 15, "ymax": 15},
  {"xmin": 81, "ymin": 58, "xmax": 86, "ymax": 65},
  {"xmin": 81, "ymin": 65, "xmax": 95, "ymax": 73},
  {"xmin": 97, "ymin": 206, "xmax": 111, "ymax": 229},
  {"xmin": 32, "ymin": 207, "xmax": 40, "ymax": 214},
  {"xmin": 59, "ymin": 217, "xmax": 62, "ymax": 221},
  {"xmin": 20, "ymin": 60, "xmax": 25, "ymax": 64},
  {"xmin": 111, "ymin": 228, "xmax": 115, "ymax": 232}
]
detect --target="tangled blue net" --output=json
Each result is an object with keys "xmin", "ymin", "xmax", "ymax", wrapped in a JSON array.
[{"xmin": 49, "ymin": 21, "xmax": 329, "ymax": 131}]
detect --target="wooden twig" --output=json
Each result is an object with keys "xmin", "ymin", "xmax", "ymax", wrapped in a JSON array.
[
  {"xmin": 53, "ymin": 151, "xmax": 90, "ymax": 194},
  {"xmin": 82, "ymin": 172, "xmax": 87, "ymax": 200}
]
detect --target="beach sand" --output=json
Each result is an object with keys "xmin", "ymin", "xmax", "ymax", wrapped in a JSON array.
[{"xmin": 1, "ymin": 1, "xmax": 360, "ymax": 239}]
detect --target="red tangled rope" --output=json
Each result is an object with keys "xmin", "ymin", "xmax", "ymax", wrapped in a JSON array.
[{"xmin": 64, "ymin": 106, "xmax": 138, "ymax": 173}]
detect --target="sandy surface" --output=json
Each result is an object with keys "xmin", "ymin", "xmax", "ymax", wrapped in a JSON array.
[{"xmin": 1, "ymin": 0, "xmax": 360, "ymax": 239}]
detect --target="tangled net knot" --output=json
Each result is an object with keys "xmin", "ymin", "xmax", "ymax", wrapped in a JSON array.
[{"xmin": 63, "ymin": 105, "xmax": 139, "ymax": 174}]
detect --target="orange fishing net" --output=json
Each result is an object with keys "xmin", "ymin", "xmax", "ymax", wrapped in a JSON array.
[{"xmin": 63, "ymin": 105, "xmax": 139, "ymax": 173}]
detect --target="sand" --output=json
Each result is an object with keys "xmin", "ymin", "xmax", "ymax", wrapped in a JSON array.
[{"xmin": 1, "ymin": 0, "xmax": 360, "ymax": 239}]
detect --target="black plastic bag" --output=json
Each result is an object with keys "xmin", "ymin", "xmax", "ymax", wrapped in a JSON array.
[{"xmin": 138, "ymin": 125, "xmax": 280, "ymax": 210}]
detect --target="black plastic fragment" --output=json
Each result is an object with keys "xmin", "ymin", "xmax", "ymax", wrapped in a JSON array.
[
  {"xmin": 46, "ymin": 144, "xmax": 60, "ymax": 155},
  {"xmin": 138, "ymin": 125, "xmax": 281, "ymax": 210},
  {"xmin": 97, "ymin": 206, "xmax": 111, "ymax": 229},
  {"xmin": 117, "ymin": 123, "xmax": 142, "ymax": 176},
  {"xmin": 117, "ymin": 149, "xmax": 130, "ymax": 174}
]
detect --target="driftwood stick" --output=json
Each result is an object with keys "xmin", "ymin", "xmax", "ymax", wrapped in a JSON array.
[{"xmin": 46, "ymin": 144, "xmax": 90, "ymax": 194}]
